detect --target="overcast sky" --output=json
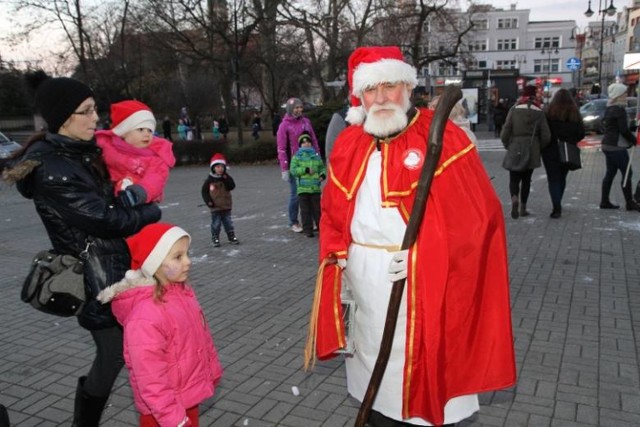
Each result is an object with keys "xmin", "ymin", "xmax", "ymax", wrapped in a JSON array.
[{"xmin": 0, "ymin": 0, "xmax": 622, "ymax": 70}]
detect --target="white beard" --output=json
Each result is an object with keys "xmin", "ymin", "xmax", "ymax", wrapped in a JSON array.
[{"xmin": 363, "ymin": 96, "xmax": 411, "ymax": 137}]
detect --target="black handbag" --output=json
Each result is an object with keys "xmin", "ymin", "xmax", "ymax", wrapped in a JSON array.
[
  {"xmin": 558, "ymin": 141, "xmax": 582, "ymax": 170},
  {"xmin": 21, "ymin": 240, "xmax": 92, "ymax": 317}
]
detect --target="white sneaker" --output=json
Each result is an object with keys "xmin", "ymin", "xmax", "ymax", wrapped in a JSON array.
[{"xmin": 291, "ymin": 224, "xmax": 303, "ymax": 233}]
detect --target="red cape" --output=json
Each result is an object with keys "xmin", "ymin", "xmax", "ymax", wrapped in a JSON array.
[{"xmin": 312, "ymin": 108, "xmax": 516, "ymax": 425}]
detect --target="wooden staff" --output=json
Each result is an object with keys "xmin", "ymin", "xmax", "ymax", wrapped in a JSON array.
[{"xmin": 354, "ymin": 85, "xmax": 463, "ymax": 427}]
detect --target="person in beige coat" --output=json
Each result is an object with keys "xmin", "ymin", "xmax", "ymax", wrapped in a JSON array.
[{"xmin": 500, "ymin": 85, "xmax": 551, "ymax": 219}]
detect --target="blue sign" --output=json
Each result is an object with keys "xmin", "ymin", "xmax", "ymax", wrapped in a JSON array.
[{"xmin": 566, "ymin": 57, "xmax": 582, "ymax": 71}]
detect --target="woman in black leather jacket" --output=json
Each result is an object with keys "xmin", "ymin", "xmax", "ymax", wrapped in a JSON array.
[
  {"xmin": 600, "ymin": 83, "xmax": 640, "ymax": 211},
  {"xmin": 2, "ymin": 77, "xmax": 161, "ymax": 426}
]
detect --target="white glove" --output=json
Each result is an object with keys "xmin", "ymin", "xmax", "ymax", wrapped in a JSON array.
[
  {"xmin": 387, "ymin": 249, "xmax": 409, "ymax": 282},
  {"xmin": 281, "ymin": 170, "xmax": 289, "ymax": 182},
  {"xmin": 337, "ymin": 258, "xmax": 347, "ymax": 269}
]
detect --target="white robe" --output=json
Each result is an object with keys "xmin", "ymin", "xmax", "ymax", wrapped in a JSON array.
[{"xmin": 343, "ymin": 151, "xmax": 479, "ymax": 425}]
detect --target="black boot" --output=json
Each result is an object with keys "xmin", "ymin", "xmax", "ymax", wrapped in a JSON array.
[
  {"xmin": 0, "ymin": 404, "xmax": 10, "ymax": 427},
  {"xmin": 227, "ymin": 232, "xmax": 239, "ymax": 244},
  {"xmin": 520, "ymin": 202, "xmax": 530, "ymax": 217},
  {"xmin": 73, "ymin": 377, "xmax": 108, "ymax": 427},
  {"xmin": 623, "ymin": 185, "xmax": 640, "ymax": 211},
  {"xmin": 550, "ymin": 206, "xmax": 562, "ymax": 219},
  {"xmin": 212, "ymin": 236, "xmax": 221, "ymax": 247},
  {"xmin": 510, "ymin": 195, "xmax": 519, "ymax": 219}
]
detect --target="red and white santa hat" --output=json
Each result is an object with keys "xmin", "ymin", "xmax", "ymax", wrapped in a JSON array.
[
  {"xmin": 210, "ymin": 153, "xmax": 226, "ymax": 167},
  {"xmin": 345, "ymin": 46, "xmax": 418, "ymax": 125},
  {"xmin": 126, "ymin": 223, "xmax": 191, "ymax": 279},
  {"xmin": 111, "ymin": 100, "xmax": 157, "ymax": 137}
]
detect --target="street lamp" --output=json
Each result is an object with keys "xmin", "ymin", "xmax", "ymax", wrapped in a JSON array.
[
  {"xmin": 570, "ymin": 26, "xmax": 590, "ymax": 90},
  {"xmin": 513, "ymin": 54, "xmax": 526, "ymax": 71},
  {"xmin": 585, "ymin": 0, "xmax": 617, "ymax": 97},
  {"xmin": 541, "ymin": 44, "xmax": 559, "ymax": 103}
]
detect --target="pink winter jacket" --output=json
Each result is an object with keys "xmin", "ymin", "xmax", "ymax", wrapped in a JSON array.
[
  {"xmin": 276, "ymin": 114, "xmax": 320, "ymax": 172},
  {"xmin": 99, "ymin": 277, "xmax": 223, "ymax": 427},
  {"xmin": 95, "ymin": 130, "xmax": 176, "ymax": 202}
]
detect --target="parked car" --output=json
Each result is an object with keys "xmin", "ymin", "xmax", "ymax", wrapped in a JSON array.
[
  {"xmin": 0, "ymin": 131, "xmax": 22, "ymax": 166},
  {"xmin": 580, "ymin": 97, "xmax": 638, "ymax": 134}
]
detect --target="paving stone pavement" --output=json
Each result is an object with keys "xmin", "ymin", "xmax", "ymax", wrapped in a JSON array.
[{"xmin": 2, "ymin": 139, "xmax": 640, "ymax": 426}]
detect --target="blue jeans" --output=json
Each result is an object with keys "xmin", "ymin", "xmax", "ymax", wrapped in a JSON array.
[
  {"xmin": 288, "ymin": 175, "xmax": 300, "ymax": 226},
  {"xmin": 210, "ymin": 210, "xmax": 234, "ymax": 237}
]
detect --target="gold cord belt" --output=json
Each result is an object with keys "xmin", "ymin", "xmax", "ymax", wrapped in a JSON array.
[{"xmin": 351, "ymin": 240, "xmax": 401, "ymax": 252}]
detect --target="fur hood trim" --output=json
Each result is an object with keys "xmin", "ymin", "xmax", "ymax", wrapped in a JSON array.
[
  {"xmin": 97, "ymin": 269, "xmax": 156, "ymax": 303},
  {"xmin": 2, "ymin": 159, "xmax": 41, "ymax": 184}
]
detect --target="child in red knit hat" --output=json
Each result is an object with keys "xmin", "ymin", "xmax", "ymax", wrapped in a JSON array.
[
  {"xmin": 200, "ymin": 153, "xmax": 239, "ymax": 247},
  {"xmin": 97, "ymin": 223, "xmax": 223, "ymax": 427},
  {"xmin": 96, "ymin": 100, "xmax": 176, "ymax": 207}
]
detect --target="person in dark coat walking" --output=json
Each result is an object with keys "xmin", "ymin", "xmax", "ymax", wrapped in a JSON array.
[
  {"xmin": 162, "ymin": 116, "xmax": 172, "ymax": 141},
  {"xmin": 493, "ymin": 99, "xmax": 507, "ymax": 138},
  {"xmin": 542, "ymin": 89, "xmax": 585, "ymax": 218},
  {"xmin": 1, "ymin": 76, "xmax": 161, "ymax": 426}
]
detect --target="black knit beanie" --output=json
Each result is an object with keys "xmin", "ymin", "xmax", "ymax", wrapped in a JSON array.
[{"xmin": 35, "ymin": 77, "xmax": 95, "ymax": 133}]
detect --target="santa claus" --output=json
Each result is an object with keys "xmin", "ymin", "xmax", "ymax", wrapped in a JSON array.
[{"xmin": 305, "ymin": 46, "xmax": 516, "ymax": 426}]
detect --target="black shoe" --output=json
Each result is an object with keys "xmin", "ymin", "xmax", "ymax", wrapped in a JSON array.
[
  {"xmin": 600, "ymin": 202, "xmax": 620, "ymax": 209},
  {"xmin": 73, "ymin": 376, "xmax": 108, "ymax": 427},
  {"xmin": 306, "ymin": 232, "xmax": 315, "ymax": 238},
  {"xmin": 627, "ymin": 200, "xmax": 640, "ymax": 211},
  {"xmin": 0, "ymin": 404, "xmax": 9, "ymax": 427},
  {"xmin": 550, "ymin": 210, "xmax": 561, "ymax": 219},
  {"xmin": 511, "ymin": 196, "xmax": 519, "ymax": 219},
  {"xmin": 228, "ymin": 236, "xmax": 239, "ymax": 244},
  {"xmin": 212, "ymin": 238, "xmax": 221, "ymax": 247}
]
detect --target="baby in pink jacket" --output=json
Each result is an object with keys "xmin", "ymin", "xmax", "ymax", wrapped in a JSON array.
[
  {"xmin": 96, "ymin": 100, "xmax": 176, "ymax": 207},
  {"xmin": 98, "ymin": 223, "xmax": 223, "ymax": 427}
]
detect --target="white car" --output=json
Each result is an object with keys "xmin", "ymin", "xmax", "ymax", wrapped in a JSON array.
[{"xmin": 0, "ymin": 131, "xmax": 22, "ymax": 164}]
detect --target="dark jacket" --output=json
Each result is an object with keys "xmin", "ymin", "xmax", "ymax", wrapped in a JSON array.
[
  {"xmin": 500, "ymin": 103, "xmax": 551, "ymax": 169},
  {"xmin": 4, "ymin": 133, "xmax": 161, "ymax": 330},
  {"xmin": 201, "ymin": 172, "xmax": 235, "ymax": 212},
  {"xmin": 602, "ymin": 104, "xmax": 635, "ymax": 151},
  {"xmin": 543, "ymin": 118, "xmax": 585, "ymax": 164}
]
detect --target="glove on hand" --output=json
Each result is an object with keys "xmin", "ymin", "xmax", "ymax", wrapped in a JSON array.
[
  {"xmin": 387, "ymin": 249, "xmax": 409, "ymax": 282},
  {"xmin": 281, "ymin": 170, "xmax": 290, "ymax": 182},
  {"xmin": 337, "ymin": 258, "xmax": 347, "ymax": 269},
  {"xmin": 118, "ymin": 184, "xmax": 147, "ymax": 208}
]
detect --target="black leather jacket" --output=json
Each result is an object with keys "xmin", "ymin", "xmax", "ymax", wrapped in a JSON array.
[{"xmin": 8, "ymin": 133, "xmax": 161, "ymax": 330}]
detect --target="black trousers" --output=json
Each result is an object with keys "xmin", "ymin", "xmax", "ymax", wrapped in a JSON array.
[
  {"xmin": 83, "ymin": 325, "xmax": 125, "ymax": 397},
  {"xmin": 509, "ymin": 169, "xmax": 534, "ymax": 204},
  {"xmin": 299, "ymin": 193, "xmax": 321, "ymax": 235}
]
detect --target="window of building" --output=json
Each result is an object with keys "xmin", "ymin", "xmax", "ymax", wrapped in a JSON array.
[
  {"xmin": 496, "ymin": 60, "xmax": 517, "ymax": 69},
  {"xmin": 497, "ymin": 39, "xmax": 517, "ymax": 50},
  {"xmin": 497, "ymin": 18, "xmax": 518, "ymax": 29},
  {"xmin": 534, "ymin": 37, "xmax": 560, "ymax": 49},
  {"xmin": 469, "ymin": 40, "xmax": 487, "ymax": 51},
  {"xmin": 534, "ymin": 58, "xmax": 560, "ymax": 73},
  {"xmin": 473, "ymin": 19, "xmax": 488, "ymax": 30}
]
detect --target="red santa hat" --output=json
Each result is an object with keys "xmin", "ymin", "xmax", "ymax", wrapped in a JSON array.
[
  {"xmin": 210, "ymin": 153, "xmax": 226, "ymax": 168},
  {"xmin": 345, "ymin": 46, "xmax": 418, "ymax": 125},
  {"xmin": 111, "ymin": 100, "xmax": 157, "ymax": 137},
  {"xmin": 126, "ymin": 223, "xmax": 191, "ymax": 278}
]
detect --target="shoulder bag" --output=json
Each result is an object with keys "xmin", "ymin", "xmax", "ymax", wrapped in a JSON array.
[
  {"xmin": 558, "ymin": 140, "xmax": 582, "ymax": 170},
  {"xmin": 502, "ymin": 116, "xmax": 541, "ymax": 172},
  {"xmin": 21, "ymin": 239, "xmax": 93, "ymax": 317}
]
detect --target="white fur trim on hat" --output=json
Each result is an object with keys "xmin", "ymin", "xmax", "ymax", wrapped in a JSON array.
[
  {"xmin": 351, "ymin": 59, "xmax": 418, "ymax": 99},
  {"xmin": 112, "ymin": 110, "xmax": 157, "ymax": 136},
  {"xmin": 141, "ymin": 226, "xmax": 190, "ymax": 278}
]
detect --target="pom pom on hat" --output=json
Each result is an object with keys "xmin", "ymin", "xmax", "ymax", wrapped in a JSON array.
[
  {"xmin": 345, "ymin": 46, "xmax": 418, "ymax": 125},
  {"xmin": 126, "ymin": 223, "xmax": 191, "ymax": 278},
  {"xmin": 34, "ymin": 77, "xmax": 95, "ymax": 133},
  {"xmin": 608, "ymin": 83, "xmax": 628, "ymax": 101},
  {"xmin": 285, "ymin": 98, "xmax": 303, "ymax": 116},
  {"xmin": 298, "ymin": 131, "xmax": 312, "ymax": 146},
  {"xmin": 111, "ymin": 100, "xmax": 157, "ymax": 137}
]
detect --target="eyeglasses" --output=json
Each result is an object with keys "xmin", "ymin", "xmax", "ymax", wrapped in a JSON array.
[{"xmin": 72, "ymin": 106, "xmax": 99, "ymax": 116}]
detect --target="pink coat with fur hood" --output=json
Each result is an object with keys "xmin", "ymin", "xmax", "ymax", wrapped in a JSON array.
[
  {"xmin": 98, "ymin": 273, "xmax": 222, "ymax": 427},
  {"xmin": 95, "ymin": 130, "xmax": 176, "ymax": 202}
]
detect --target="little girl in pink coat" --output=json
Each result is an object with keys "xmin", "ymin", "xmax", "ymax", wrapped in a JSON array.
[
  {"xmin": 98, "ymin": 223, "xmax": 223, "ymax": 427},
  {"xmin": 96, "ymin": 100, "xmax": 176, "ymax": 206}
]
